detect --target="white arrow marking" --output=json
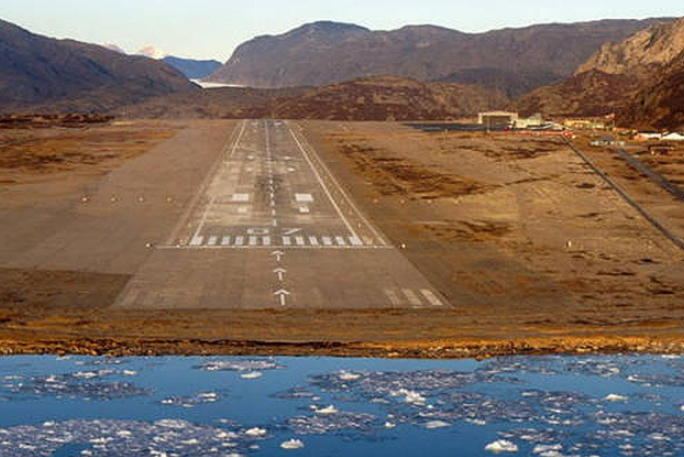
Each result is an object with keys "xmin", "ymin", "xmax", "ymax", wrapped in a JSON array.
[
  {"xmin": 274, "ymin": 289, "xmax": 291, "ymax": 306},
  {"xmin": 273, "ymin": 268, "xmax": 287, "ymax": 281},
  {"xmin": 271, "ymin": 250, "xmax": 285, "ymax": 262}
]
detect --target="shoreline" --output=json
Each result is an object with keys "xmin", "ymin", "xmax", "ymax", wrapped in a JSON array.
[{"xmin": 2, "ymin": 335, "xmax": 684, "ymax": 359}]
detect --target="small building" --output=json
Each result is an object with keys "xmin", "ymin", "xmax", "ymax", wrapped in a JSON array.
[
  {"xmin": 563, "ymin": 118, "xmax": 607, "ymax": 130},
  {"xmin": 478, "ymin": 111, "xmax": 519, "ymax": 127},
  {"xmin": 635, "ymin": 132, "xmax": 663, "ymax": 141},
  {"xmin": 662, "ymin": 132, "xmax": 684, "ymax": 141},
  {"xmin": 514, "ymin": 113, "xmax": 544, "ymax": 129}
]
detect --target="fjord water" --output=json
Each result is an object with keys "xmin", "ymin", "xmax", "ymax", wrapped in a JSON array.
[{"xmin": 1, "ymin": 355, "xmax": 683, "ymax": 457}]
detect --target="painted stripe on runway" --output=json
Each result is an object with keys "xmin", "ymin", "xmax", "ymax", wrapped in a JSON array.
[
  {"xmin": 221, "ymin": 236, "xmax": 231, "ymax": 246},
  {"xmin": 384, "ymin": 289, "xmax": 402, "ymax": 307},
  {"xmin": 322, "ymin": 237, "xmax": 333, "ymax": 246},
  {"xmin": 282, "ymin": 236, "xmax": 292, "ymax": 246},
  {"xmin": 421, "ymin": 289, "xmax": 444, "ymax": 307},
  {"xmin": 234, "ymin": 236, "xmax": 244, "ymax": 246},
  {"xmin": 263, "ymin": 236, "xmax": 272, "ymax": 246},
  {"xmin": 335, "ymin": 236, "xmax": 347, "ymax": 246},
  {"xmin": 249, "ymin": 236, "xmax": 258, "ymax": 246},
  {"xmin": 207, "ymin": 236, "xmax": 218, "ymax": 246},
  {"xmin": 349, "ymin": 236, "xmax": 364, "ymax": 246},
  {"xmin": 295, "ymin": 236, "xmax": 306, "ymax": 246},
  {"xmin": 309, "ymin": 236, "xmax": 319, "ymax": 246},
  {"xmin": 403, "ymin": 289, "xmax": 423, "ymax": 307},
  {"xmin": 190, "ymin": 236, "xmax": 204, "ymax": 247}
]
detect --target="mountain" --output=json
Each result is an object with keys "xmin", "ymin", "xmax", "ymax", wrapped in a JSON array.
[
  {"xmin": 620, "ymin": 50, "xmax": 684, "ymax": 129},
  {"xmin": 236, "ymin": 75, "xmax": 509, "ymax": 121},
  {"xmin": 163, "ymin": 56, "xmax": 222, "ymax": 80},
  {"xmin": 512, "ymin": 18, "xmax": 684, "ymax": 120},
  {"xmin": 207, "ymin": 19, "xmax": 666, "ymax": 96},
  {"xmin": 0, "ymin": 18, "xmax": 196, "ymax": 112}
]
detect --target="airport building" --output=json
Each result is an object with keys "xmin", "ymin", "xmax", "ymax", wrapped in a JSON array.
[{"xmin": 478, "ymin": 111, "xmax": 519, "ymax": 127}]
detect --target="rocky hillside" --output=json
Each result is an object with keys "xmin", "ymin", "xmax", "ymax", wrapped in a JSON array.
[
  {"xmin": 513, "ymin": 18, "xmax": 684, "ymax": 120},
  {"xmin": 621, "ymin": 50, "xmax": 684, "ymax": 129},
  {"xmin": 208, "ymin": 19, "xmax": 665, "ymax": 96},
  {"xmin": 237, "ymin": 75, "xmax": 508, "ymax": 121},
  {"xmin": 0, "ymin": 18, "xmax": 196, "ymax": 112}
]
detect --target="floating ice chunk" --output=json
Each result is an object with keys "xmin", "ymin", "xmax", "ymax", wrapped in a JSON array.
[
  {"xmin": 681, "ymin": 405, "xmax": 684, "ymax": 412},
  {"xmin": 155, "ymin": 419, "xmax": 189, "ymax": 429},
  {"xmin": 424, "ymin": 420, "xmax": 451, "ymax": 429},
  {"xmin": 244, "ymin": 427, "xmax": 267, "ymax": 437},
  {"xmin": 391, "ymin": 389, "xmax": 426, "ymax": 405},
  {"xmin": 338, "ymin": 371, "xmax": 361, "ymax": 381},
  {"xmin": 314, "ymin": 405, "xmax": 338, "ymax": 415},
  {"xmin": 533, "ymin": 444, "xmax": 563, "ymax": 454},
  {"xmin": 122, "ymin": 370, "xmax": 137, "ymax": 376},
  {"xmin": 467, "ymin": 419, "xmax": 487, "ymax": 426},
  {"xmin": 385, "ymin": 422, "xmax": 396, "ymax": 429},
  {"xmin": 199, "ymin": 360, "xmax": 281, "ymax": 372},
  {"xmin": 605, "ymin": 394, "xmax": 628, "ymax": 403},
  {"xmin": 241, "ymin": 372, "xmax": 263, "ymax": 380},
  {"xmin": 485, "ymin": 440, "xmax": 519, "ymax": 454},
  {"xmin": 280, "ymin": 439, "xmax": 305, "ymax": 450}
]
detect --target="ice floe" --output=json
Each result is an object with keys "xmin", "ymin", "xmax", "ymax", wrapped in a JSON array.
[
  {"xmin": 198, "ymin": 359, "xmax": 282, "ymax": 373},
  {"xmin": 485, "ymin": 439, "xmax": 519, "ymax": 453},
  {"xmin": 280, "ymin": 438, "xmax": 304, "ymax": 450}
]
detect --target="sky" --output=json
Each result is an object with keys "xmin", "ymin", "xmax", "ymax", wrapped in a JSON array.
[{"xmin": 0, "ymin": 0, "xmax": 682, "ymax": 61}]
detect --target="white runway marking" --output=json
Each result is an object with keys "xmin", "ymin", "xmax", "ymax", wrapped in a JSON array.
[
  {"xmin": 335, "ymin": 236, "xmax": 347, "ymax": 246},
  {"xmin": 349, "ymin": 236, "xmax": 364, "ymax": 246},
  {"xmin": 295, "ymin": 193, "xmax": 314, "ymax": 203},
  {"xmin": 282, "ymin": 236, "xmax": 292, "ymax": 246},
  {"xmin": 234, "ymin": 236, "xmax": 244, "ymax": 246},
  {"xmin": 207, "ymin": 236, "xmax": 218, "ymax": 246},
  {"xmin": 403, "ymin": 289, "xmax": 423, "ymax": 307},
  {"xmin": 421, "ymin": 289, "xmax": 444, "ymax": 307},
  {"xmin": 190, "ymin": 236, "xmax": 204, "ymax": 247},
  {"xmin": 309, "ymin": 236, "xmax": 319, "ymax": 246},
  {"xmin": 295, "ymin": 236, "xmax": 306, "ymax": 246},
  {"xmin": 232, "ymin": 193, "xmax": 250, "ymax": 202},
  {"xmin": 384, "ymin": 289, "xmax": 402, "ymax": 307},
  {"xmin": 221, "ymin": 236, "xmax": 231, "ymax": 246},
  {"xmin": 322, "ymin": 237, "xmax": 333, "ymax": 246}
]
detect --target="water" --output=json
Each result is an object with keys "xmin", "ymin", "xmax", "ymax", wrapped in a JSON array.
[{"xmin": 0, "ymin": 355, "xmax": 683, "ymax": 456}]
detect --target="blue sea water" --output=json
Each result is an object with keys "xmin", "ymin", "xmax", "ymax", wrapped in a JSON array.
[{"xmin": 0, "ymin": 354, "xmax": 683, "ymax": 456}]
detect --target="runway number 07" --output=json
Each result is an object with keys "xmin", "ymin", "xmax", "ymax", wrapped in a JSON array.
[{"xmin": 247, "ymin": 228, "xmax": 302, "ymax": 236}]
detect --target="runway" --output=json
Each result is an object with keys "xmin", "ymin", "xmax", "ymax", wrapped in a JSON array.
[{"xmin": 115, "ymin": 120, "xmax": 448, "ymax": 309}]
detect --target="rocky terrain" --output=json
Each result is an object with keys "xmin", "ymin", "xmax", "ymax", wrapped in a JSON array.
[
  {"xmin": 238, "ymin": 76, "xmax": 507, "ymax": 121},
  {"xmin": 0, "ymin": 18, "xmax": 197, "ymax": 112},
  {"xmin": 514, "ymin": 17, "xmax": 684, "ymax": 127},
  {"xmin": 207, "ymin": 19, "xmax": 666, "ymax": 96}
]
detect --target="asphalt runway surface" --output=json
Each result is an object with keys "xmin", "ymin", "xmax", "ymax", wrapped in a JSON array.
[{"xmin": 115, "ymin": 120, "xmax": 448, "ymax": 309}]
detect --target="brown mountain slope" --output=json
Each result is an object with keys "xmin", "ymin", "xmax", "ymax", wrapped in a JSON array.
[
  {"xmin": 621, "ymin": 50, "xmax": 684, "ymax": 129},
  {"xmin": 208, "ymin": 19, "xmax": 666, "ymax": 96},
  {"xmin": 0, "ymin": 18, "xmax": 196, "ymax": 112},
  {"xmin": 512, "ymin": 18, "xmax": 684, "ymax": 118},
  {"xmin": 237, "ymin": 75, "xmax": 508, "ymax": 121}
]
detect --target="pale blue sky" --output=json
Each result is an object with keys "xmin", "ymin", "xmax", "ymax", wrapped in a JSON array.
[{"xmin": 0, "ymin": 0, "xmax": 682, "ymax": 61}]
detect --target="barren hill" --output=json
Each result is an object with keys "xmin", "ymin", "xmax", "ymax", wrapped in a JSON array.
[
  {"xmin": 208, "ymin": 19, "xmax": 665, "ymax": 96},
  {"xmin": 513, "ymin": 18, "xmax": 684, "ymax": 120},
  {"xmin": 0, "ymin": 18, "xmax": 196, "ymax": 112},
  {"xmin": 237, "ymin": 75, "xmax": 508, "ymax": 121}
]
